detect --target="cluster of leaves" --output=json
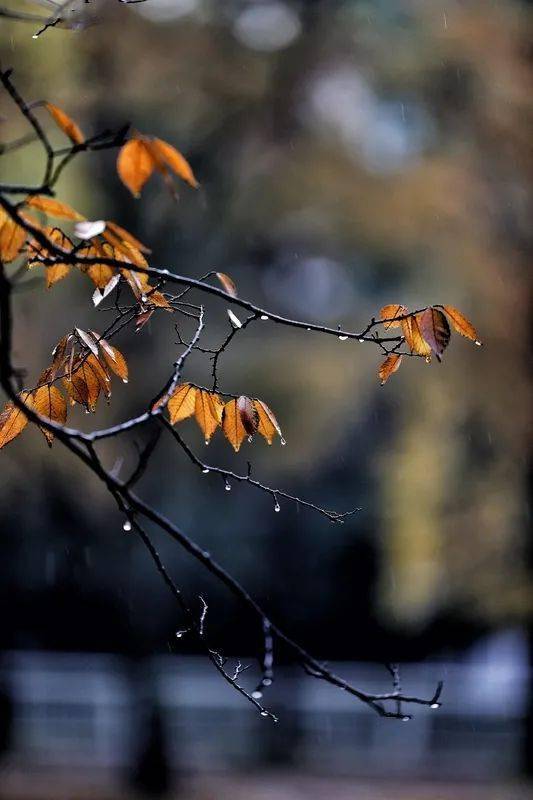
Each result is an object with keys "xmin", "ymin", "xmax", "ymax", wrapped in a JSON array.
[
  {"xmin": 377, "ymin": 304, "xmax": 482, "ymax": 385},
  {"xmin": 162, "ymin": 384, "xmax": 283, "ymax": 452},
  {"xmin": 0, "ymin": 329, "xmax": 128, "ymax": 449}
]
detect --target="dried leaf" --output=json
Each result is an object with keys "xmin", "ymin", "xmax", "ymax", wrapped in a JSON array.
[
  {"xmin": 418, "ymin": 307, "xmax": 451, "ymax": 361},
  {"xmin": 222, "ymin": 398, "xmax": 247, "ymax": 452},
  {"xmin": 29, "ymin": 385, "xmax": 67, "ymax": 446},
  {"xmin": 75, "ymin": 328, "xmax": 99, "ymax": 357},
  {"xmin": 46, "ymin": 262, "xmax": 71, "ymax": 288},
  {"xmin": 237, "ymin": 395, "xmax": 258, "ymax": 436},
  {"xmin": 440, "ymin": 305, "xmax": 482, "ymax": 345},
  {"xmin": 45, "ymin": 102, "xmax": 84, "ymax": 145},
  {"xmin": 148, "ymin": 137, "xmax": 199, "ymax": 189},
  {"xmin": 97, "ymin": 337, "xmax": 129, "ymax": 383},
  {"xmin": 117, "ymin": 138, "xmax": 156, "ymax": 197},
  {"xmin": 378, "ymin": 353, "xmax": 403, "ymax": 385},
  {"xmin": 168, "ymin": 383, "xmax": 197, "ymax": 424},
  {"xmin": 227, "ymin": 309, "xmax": 242, "ymax": 329},
  {"xmin": 215, "ymin": 272, "xmax": 237, "ymax": 297},
  {"xmin": 93, "ymin": 273, "xmax": 120, "ymax": 306},
  {"xmin": 103, "ymin": 220, "xmax": 151, "ymax": 254},
  {"xmin": 86, "ymin": 354, "xmax": 111, "ymax": 400},
  {"xmin": 380, "ymin": 304, "xmax": 408, "ymax": 329},
  {"xmin": 0, "ymin": 395, "xmax": 30, "ymax": 449},
  {"xmin": 195, "ymin": 389, "xmax": 222, "ymax": 443},
  {"xmin": 135, "ymin": 309, "xmax": 154, "ymax": 332},
  {"xmin": 26, "ymin": 195, "xmax": 85, "ymax": 221},
  {"xmin": 253, "ymin": 400, "xmax": 282, "ymax": 445}
]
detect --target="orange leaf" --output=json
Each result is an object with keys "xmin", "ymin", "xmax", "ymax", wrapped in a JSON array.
[
  {"xmin": 222, "ymin": 398, "xmax": 247, "ymax": 452},
  {"xmin": 418, "ymin": 307, "xmax": 451, "ymax": 361},
  {"xmin": 195, "ymin": 389, "xmax": 222, "ymax": 444},
  {"xmin": 168, "ymin": 383, "xmax": 197, "ymax": 424},
  {"xmin": 380, "ymin": 304, "xmax": 408, "ymax": 329},
  {"xmin": 117, "ymin": 138, "xmax": 156, "ymax": 197},
  {"xmin": 0, "ymin": 395, "xmax": 30, "ymax": 449},
  {"xmin": 103, "ymin": 220, "xmax": 151, "ymax": 254},
  {"xmin": 401, "ymin": 315, "xmax": 432, "ymax": 359},
  {"xmin": 253, "ymin": 400, "xmax": 282, "ymax": 445},
  {"xmin": 378, "ymin": 353, "xmax": 403, "ymax": 385},
  {"xmin": 0, "ymin": 208, "xmax": 26, "ymax": 262},
  {"xmin": 215, "ymin": 272, "xmax": 237, "ymax": 298},
  {"xmin": 29, "ymin": 385, "xmax": 67, "ymax": 446},
  {"xmin": 148, "ymin": 138, "xmax": 199, "ymax": 189},
  {"xmin": 440, "ymin": 305, "xmax": 482, "ymax": 345},
  {"xmin": 26, "ymin": 195, "xmax": 85, "ymax": 221},
  {"xmin": 45, "ymin": 102, "xmax": 84, "ymax": 145},
  {"xmin": 97, "ymin": 337, "xmax": 129, "ymax": 383}
]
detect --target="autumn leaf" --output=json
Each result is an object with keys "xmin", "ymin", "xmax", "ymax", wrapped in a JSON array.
[
  {"xmin": 45, "ymin": 102, "xmax": 84, "ymax": 145},
  {"xmin": 215, "ymin": 272, "xmax": 237, "ymax": 298},
  {"xmin": 195, "ymin": 389, "xmax": 223, "ymax": 443},
  {"xmin": 67, "ymin": 359, "xmax": 103, "ymax": 411},
  {"xmin": 75, "ymin": 328, "xmax": 99, "ymax": 357},
  {"xmin": 378, "ymin": 353, "xmax": 403, "ymax": 385},
  {"xmin": 222, "ymin": 398, "xmax": 247, "ymax": 452},
  {"xmin": 227, "ymin": 309, "xmax": 242, "ymax": 328},
  {"xmin": 147, "ymin": 138, "xmax": 199, "ymax": 189},
  {"xmin": 440, "ymin": 305, "xmax": 482, "ymax": 345},
  {"xmin": 29, "ymin": 385, "xmax": 67, "ymax": 446},
  {"xmin": 418, "ymin": 307, "xmax": 451, "ymax": 361},
  {"xmin": 27, "ymin": 227, "xmax": 73, "ymax": 286},
  {"xmin": 103, "ymin": 220, "xmax": 151, "ymax": 254},
  {"xmin": 26, "ymin": 195, "xmax": 85, "ymax": 221},
  {"xmin": 0, "ymin": 207, "xmax": 26, "ymax": 262},
  {"xmin": 0, "ymin": 394, "xmax": 30, "ymax": 450},
  {"xmin": 380, "ymin": 304, "xmax": 408, "ymax": 329},
  {"xmin": 167, "ymin": 383, "xmax": 197, "ymax": 424},
  {"xmin": 401, "ymin": 315, "xmax": 432, "ymax": 359},
  {"xmin": 96, "ymin": 336, "xmax": 129, "ymax": 383},
  {"xmin": 117, "ymin": 138, "xmax": 156, "ymax": 198},
  {"xmin": 253, "ymin": 400, "xmax": 282, "ymax": 445}
]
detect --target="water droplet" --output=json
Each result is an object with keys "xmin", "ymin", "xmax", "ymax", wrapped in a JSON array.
[
  {"xmin": 280, "ymin": 438, "xmax": 286, "ymax": 446},
  {"xmin": 247, "ymin": 435, "xmax": 253, "ymax": 443},
  {"xmin": 274, "ymin": 501, "xmax": 280, "ymax": 513},
  {"xmin": 175, "ymin": 629, "xmax": 187, "ymax": 639},
  {"xmin": 260, "ymin": 710, "xmax": 268, "ymax": 717},
  {"xmin": 252, "ymin": 690, "xmax": 263, "ymax": 699},
  {"xmin": 205, "ymin": 440, "xmax": 209, "ymax": 446},
  {"xmin": 202, "ymin": 468, "xmax": 210, "ymax": 474},
  {"xmin": 425, "ymin": 356, "xmax": 431, "ymax": 364},
  {"xmin": 141, "ymin": 294, "xmax": 147, "ymax": 302},
  {"xmin": 260, "ymin": 315, "xmax": 269, "ymax": 321},
  {"xmin": 225, "ymin": 481, "xmax": 231, "ymax": 492},
  {"xmin": 32, "ymin": 34, "xmax": 38, "ymax": 39},
  {"xmin": 338, "ymin": 335, "xmax": 348, "ymax": 341},
  {"xmin": 401, "ymin": 716, "xmax": 410, "ymax": 722},
  {"xmin": 475, "ymin": 340, "xmax": 482, "ymax": 347},
  {"xmin": 122, "ymin": 520, "xmax": 132, "ymax": 532},
  {"xmin": 430, "ymin": 703, "xmax": 440, "ymax": 709},
  {"xmin": 263, "ymin": 678, "xmax": 272, "ymax": 687},
  {"xmin": 122, "ymin": 378, "xmax": 128, "ymax": 384},
  {"xmin": 358, "ymin": 338, "xmax": 365, "ymax": 343}
]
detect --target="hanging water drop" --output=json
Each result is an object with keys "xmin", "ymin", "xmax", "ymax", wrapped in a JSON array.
[
  {"xmin": 202, "ymin": 468, "xmax": 210, "ymax": 474},
  {"xmin": 252, "ymin": 690, "xmax": 263, "ymax": 700},
  {"xmin": 475, "ymin": 340, "xmax": 482, "ymax": 347},
  {"xmin": 247, "ymin": 435, "xmax": 253, "ymax": 443},
  {"xmin": 280, "ymin": 437, "xmax": 286, "ymax": 446},
  {"xmin": 260, "ymin": 710, "xmax": 268, "ymax": 717},
  {"xmin": 122, "ymin": 520, "xmax": 132, "ymax": 532},
  {"xmin": 430, "ymin": 702, "xmax": 440, "ymax": 709},
  {"xmin": 225, "ymin": 480, "xmax": 231, "ymax": 492},
  {"xmin": 122, "ymin": 378, "xmax": 128, "ymax": 384},
  {"xmin": 263, "ymin": 678, "xmax": 272, "ymax": 687},
  {"xmin": 260, "ymin": 315, "xmax": 269, "ymax": 321},
  {"xmin": 274, "ymin": 501, "xmax": 280, "ymax": 513},
  {"xmin": 358, "ymin": 338, "xmax": 364, "ymax": 343},
  {"xmin": 141, "ymin": 294, "xmax": 147, "ymax": 303},
  {"xmin": 401, "ymin": 716, "xmax": 410, "ymax": 722},
  {"xmin": 338, "ymin": 335, "xmax": 348, "ymax": 341},
  {"xmin": 205, "ymin": 440, "xmax": 209, "ymax": 446}
]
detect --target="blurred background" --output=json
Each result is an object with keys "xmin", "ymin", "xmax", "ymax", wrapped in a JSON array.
[{"xmin": 0, "ymin": 0, "xmax": 532, "ymax": 798}]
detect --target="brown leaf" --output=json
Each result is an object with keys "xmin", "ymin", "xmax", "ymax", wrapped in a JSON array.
[
  {"xmin": 418, "ymin": 307, "xmax": 451, "ymax": 361},
  {"xmin": 45, "ymin": 102, "xmax": 84, "ymax": 145},
  {"xmin": 29, "ymin": 385, "xmax": 67, "ymax": 446},
  {"xmin": 195, "ymin": 390, "xmax": 222, "ymax": 444},
  {"xmin": 378, "ymin": 353, "xmax": 403, "ymax": 385},
  {"xmin": 26, "ymin": 195, "xmax": 85, "ymax": 221},
  {"xmin": 103, "ymin": 220, "xmax": 151, "ymax": 254},
  {"xmin": 148, "ymin": 138, "xmax": 199, "ymax": 189},
  {"xmin": 440, "ymin": 305, "xmax": 482, "ymax": 345},
  {"xmin": 237, "ymin": 395, "xmax": 258, "ymax": 436},
  {"xmin": 67, "ymin": 360, "xmax": 102, "ymax": 411},
  {"xmin": 117, "ymin": 138, "xmax": 156, "ymax": 197},
  {"xmin": 222, "ymin": 398, "xmax": 247, "ymax": 452},
  {"xmin": 401, "ymin": 315, "xmax": 432, "ymax": 359},
  {"xmin": 86, "ymin": 354, "xmax": 111, "ymax": 400},
  {"xmin": 380, "ymin": 304, "xmax": 408, "ymax": 329},
  {"xmin": 0, "ymin": 395, "xmax": 30, "ymax": 449},
  {"xmin": 63, "ymin": 374, "xmax": 89, "ymax": 407},
  {"xmin": 0, "ymin": 208, "xmax": 26, "ymax": 262},
  {"xmin": 96, "ymin": 337, "xmax": 129, "ymax": 383},
  {"xmin": 215, "ymin": 272, "xmax": 237, "ymax": 298},
  {"xmin": 167, "ymin": 383, "xmax": 197, "ymax": 424},
  {"xmin": 135, "ymin": 309, "xmax": 154, "ymax": 332},
  {"xmin": 253, "ymin": 400, "xmax": 282, "ymax": 445},
  {"xmin": 75, "ymin": 328, "xmax": 99, "ymax": 357}
]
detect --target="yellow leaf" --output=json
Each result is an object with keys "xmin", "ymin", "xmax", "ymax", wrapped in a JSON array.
[
  {"xmin": 380, "ymin": 304, "xmax": 408, "ymax": 329},
  {"xmin": 378, "ymin": 353, "xmax": 403, "ymax": 385},
  {"xmin": 253, "ymin": 400, "xmax": 282, "ymax": 445},
  {"xmin": 195, "ymin": 389, "xmax": 222, "ymax": 443},
  {"xmin": 168, "ymin": 383, "xmax": 197, "ymax": 424},
  {"xmin": 222, "ymin": 398, "xmax": 247, "ymax": 452},
  {"xmin": 103, "ymin": 220, "xmax": 151, "ymax": 255},
  {"xmin": 117, "ymin": 138, "xmax": 156, "ymax": 197},
  {"xmin": 97, "ymin": 337, "xmax": 129, "ymax": 383},
  {"xmin": 148, "ymin": 137, "xmax": 199, "ymax": 189},
  {"xmin": 401, "ymin": 315, "xmax": 432, "ymax": 359},
  {"xmin": 0, "ymin": 395, "xmax": 30, "ymax": 449},
  {"xmin": 45, "ymin": 102, "xmax": 84, "ymax": 145},
  {"xmin": 26, "ymin": 196, "xmax": 85, "ymax": 221},
  {"xmin": 0, "ymin": 207, "xmax": 26, "ymax": 262},
  {"xmin": 441, "ymin": 305, "xmax": 482, "ymax": 345}
]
